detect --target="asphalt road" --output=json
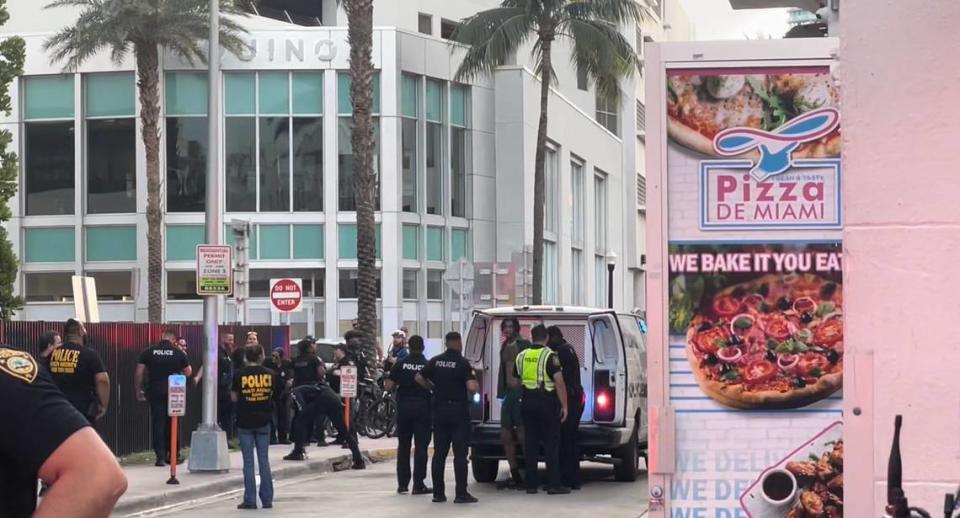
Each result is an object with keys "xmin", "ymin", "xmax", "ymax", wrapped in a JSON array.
[{"xmin": 142, "ymin": 460, "xmax": 649, "ymax": 517}]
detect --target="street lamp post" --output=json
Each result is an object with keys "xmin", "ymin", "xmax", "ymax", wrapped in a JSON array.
[
  {"xmin": 606, "ymin": 251, "xmax": 617, "ymax": 310},
  {"xmin": 188, "ymin": 0, "xmax": 230, "ymax": 472}
]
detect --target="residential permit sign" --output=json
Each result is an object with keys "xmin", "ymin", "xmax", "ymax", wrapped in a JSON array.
[{"xmin": 196, "ymin": 245, "xmax": 233, "ymax": 296}]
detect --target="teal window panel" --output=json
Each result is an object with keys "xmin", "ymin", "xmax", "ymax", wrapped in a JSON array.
[
  {"xmin": 292, "ymin": 72, "xmax": 324, "ymax": 114},
  {"xmin": 339, "ymin": 223, "xmax": 381, "ymax": 259},
  {"xmin": 451, "ymin": 84, "xmax": 469, "ymax": 127},
  {"xmin": 224, "ymin": 73, "xmax": 255, "ymax": 115},
  {"xmin": 24, "ymin": 75, "xmax": 74, "ymax": 120},
  {"xmin": 402, "ymin": 224, "xmax": 418, "ymax": 260},
  {"xmin": 451, "ymin": 229, "xmax": 467, "ymax": 261},
  {"xmin": 401, "ymin": 74, "xmax": 419, "ymax": 118},
  {"xmin": 259, "ymin": 72, "xmax": 290, "ymax": 115},
  {"xmin": 24, "ymin": 227, "xmax": 75, "ymax": 263},
  {"xmin": 293, "ymin": 224, "xmax": 324, "ymax": 259},
  {"xmin": 86, "ymin": 73, "xmax": 135, "ymax": 117},
  {"xmin": 426, "ymin": 226, "xmax": 444, "ymax": 261},
  {"xmin": 166, "ymin": 225, "xmax": 205, "ymax": 261},
  {"xmin": 425, "ymin": 79, "xmax": 443, "ymax": 122},
  {"xmin": 165, "ymin": 72, "xmax": 208, "ymax": 115},
  {"xmin": 224, "ymin": 224, "xmax": 258, "ymax": 260},
  {"xmin": 259, "ymin": 224, "xmax": 291, "ymax": 259},
  {"xmin": 337, "ymin": 72, "xmax": 381, "ymax": 114},
  {"xmin": 86, "ymin": 226, "xmax": 136, "ymax": 261}
]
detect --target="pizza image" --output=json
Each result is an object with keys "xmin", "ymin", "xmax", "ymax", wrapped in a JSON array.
[
  {"xmin": 684, "ymin": 272, "xmax": 842, "ymax": 409},
  {"xmin": 667, "ymin": 72, "xmax": 841, "ymax": 159},
  {"xmin": 784, "ymin": 440, "xmax": 844, "ymax": 517}
]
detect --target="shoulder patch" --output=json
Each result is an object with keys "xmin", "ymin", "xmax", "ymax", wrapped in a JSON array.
[{"xmin": 0, "ymin": 348, "xmax": 39, "ymax": 383}]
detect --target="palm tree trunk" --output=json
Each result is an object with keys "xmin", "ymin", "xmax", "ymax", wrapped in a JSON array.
[
  {"xmin": 532, "ymin": 35, "xmax": 553, "ymax": 305},
  {"xmin": 347, "ymin": 0, "xmax": 378, "ymax": 355},
  {"xmin": 137, "ymin": 44, "xmax": 163, "ymax": 322}
]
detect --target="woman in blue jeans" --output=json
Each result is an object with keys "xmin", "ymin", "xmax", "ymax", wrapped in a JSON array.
[{"xmin": 231, "ymin": 344, "xmax": 279, "ymax": 510}]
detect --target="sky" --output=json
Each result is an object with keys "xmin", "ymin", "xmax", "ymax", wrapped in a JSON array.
[{"xmin": 679, "ymin": 0, "xmax": 792, "ymax": 40}]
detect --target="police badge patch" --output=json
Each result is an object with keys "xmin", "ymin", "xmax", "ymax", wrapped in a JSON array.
[{"xmin": 0, "ymin": 348, "xmax": 38, "ymax": 383}]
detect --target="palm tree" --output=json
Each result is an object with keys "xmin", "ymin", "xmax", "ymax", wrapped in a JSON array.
[
  {"xmin": 342, "ymin": 0, "xmax": 378, "ymax": 356},
  {"xmin": 454, "ymin": 0, "xmax": 644, "ymax": 305},
  {"xmin": 44, "ymin": 0, "xmax": 248, "ymax": 322}
]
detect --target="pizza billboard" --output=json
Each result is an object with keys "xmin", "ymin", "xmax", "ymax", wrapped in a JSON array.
[{"xmin": 645, "ymin": 40, "xmax": 844, "ymax": 517}]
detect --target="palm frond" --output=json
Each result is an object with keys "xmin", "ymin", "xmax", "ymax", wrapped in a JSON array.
[
  {"xmin": 562, "ymin": 17, "xmax": 639, "ymax": 103},
  {"xmin": 452, "ymin": 7, "xmax": 533, "ymax": 82},
  {"xmin": 562, "ymin": 0, "xmax": 645, "ymax": 25}
]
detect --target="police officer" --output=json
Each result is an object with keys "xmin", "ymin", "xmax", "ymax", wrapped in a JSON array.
[
  {"xmin": 547, "ymin": 325, "xmax": 584, "ymax": 490},
  {"xmin": 284, "ymin": 380, "xmax": 365, "ymax": 469},
  {"xmin": 384, "ymin": 335, "xmax": 432, "ymax": 495},
  {"xmin": 416, "ymin": 331, "xmax": 479, "ymax": 504},
  {"xmin": 135, "ymin": 330, "xmax": 193, "ymax": 466},
  {"xmin": 515, "ymin": 324, "xmax": 570, "ymax": 495},
  {"xmin": 47, "ymin": 328, "xmax": 110, "ymax": 425},
  {"xmin": 0, "ymin": 344, "xmax": 127, "ymax": 516},
  {"xmin": 264, "ymin": 347, "xmax": 293, "ymax": 444}
]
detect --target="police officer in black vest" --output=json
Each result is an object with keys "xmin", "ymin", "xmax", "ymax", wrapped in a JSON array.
[
  {"xmin": 385, "ymin": 335, "xmax": 432, "ymax": 495},
  {"xmin": 134, "ymin": 330, "xmax": 193, "ymax": 466},
  {"xmin": 416, "ymin": 331, "xmax": 478, "ymax": 504}
]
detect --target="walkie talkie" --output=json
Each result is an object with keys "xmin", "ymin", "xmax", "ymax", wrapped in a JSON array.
[{"xmin": 887, "ymin": 415, "xmax": 910, "ymax": 517}]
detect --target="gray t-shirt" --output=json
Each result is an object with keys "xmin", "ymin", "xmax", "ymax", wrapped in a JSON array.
[{"xmin": 497, "ymin": 338, "xmax": 530, "ymax": 397}]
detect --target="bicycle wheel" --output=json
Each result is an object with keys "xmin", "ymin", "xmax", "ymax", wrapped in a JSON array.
[{"xmin": 365, "ymin": 396, "xmax": 396, "ymax": 439}]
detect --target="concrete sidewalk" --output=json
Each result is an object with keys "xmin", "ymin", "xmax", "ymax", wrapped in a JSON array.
[{"xmin": 114, "ymin": 438, "xmax": 396, "ymax": 516}]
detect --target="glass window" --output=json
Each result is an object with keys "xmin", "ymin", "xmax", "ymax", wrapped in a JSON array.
[
  {"xmin": 572, "ymin": 249, "xmax": 584, "ymax": 305},
  {"xmin": 401, "ymin": 74, "xmax": 419, "ymax": 118},
  {"xmin": 426, "ymin": 226, "xmax": 443, "ymax": 262},
  {"xmin": 166, "ymin": 117, "xmax": 207, "ymax": 212},
  {"xmin": 85, "ymin": 73, "xmax": 135, "ymax": 117},
  {"xmin": 24, "ymin": 272, "xmax": 74, "ymax": 302},
  {"xmin": 24, "ymin": 122, "xmax": 75, "ymax": 216},
  {"xmin": 258, "ymin": 224, "xmax": 291, "ymax": 260},
  {"xmin": 250, "ymin": 268, "xmax": 324, "ymax": 298},
  {"xmin": 595, "ymin": 173, "xmax": 607, "ymax": 253},
  {"xmin": 401, "ymin": 117, "xmax": 418, "ymax": 213},
  {"xmin": 292, "ymin": 117, "xmax": 323, "ymax": 211},
  {"xmin": 86, "ymin": 226, "xmax": 137, "ymax": 262},
  {"xmin": 24, "ymin": 76, "xmax": 74, "ymax": 120},
  {"xmin": 425, "ymin": 79, "xmax": 443, "ymax": 122},
  {"xmin": 258, "ymin": 117, "xmax": 290, "ymax": 212},
  {"xmin": 166, "ymin": 225, "xmax": 204, "ymax": 261},
  {"xmin": 292, "ymin": 72, "xmax": 324, "ymax": 114},
  {"xmin": 451, "ymin": 229, "xmax": 467, "ymax": 262},
  {"xmin": 339, "ymin": 223, "xmax": 381, "ymax": 259},
  {"xmin": 427, "ymin": 269, "xmax": 443, "ymax": 300},
  {"xmin": 577, "ymin": 67, "xmax": 588, "ymax": 91},
  {"xmin": 24, "ymin": 227, "xmax": 75, "ymax": 263},
  {"xmin": 591, "ymin": 315, "xmax": 620, "ymax": 365},
  {"xmin": 259, "ymin": 72, "xmax": 290, "ymax": 115},
  {"xmin": 337, "ymin": 72, "xmax": 381, "ymax": 114},
  {"xmin": 595, "ymin": 255, "xmax": 606, "ymax": 307},
  {"xmin": 167, "ymin": 270, "xmax": 201, "ymax": 300},
  {"xmin": 418, "ymin": 13, "xmax": 432, "ymax": 34},
  {"xmin": 571, "ymin": 160, "xmax": 584, "ymax": 246},
  {"xmin": 338, "ymin": 118, "xmax": 381, "ymax": 211},
  {"xmin": 450, "ymin": 84, "xmax": 469, "ymax": 127},
  {"xmin": 225, "ymin": 117, "xmax": 256, "ymax": 212},
  {"xmin": 165, "ymin": 72, "xmax": 208, "ymax": 115},
  {"xmin": 224, "ymin": 73, "xmax": 255, "ymax": 115},
  {"xmin": 402, "ymin": 269, "xmax": 419, "ymax": 299},
  {"xmin": 451, "ymin": 126, "xmax": 467, "ymax": 218},
  {"xmin": 440, "ymin": 19, "xmax": 459, "ymax": 40},
  {"xmin": 86, "ymin": 271, "xmax": 132, "ymax": 301},
  {"xmin": 425, "ymin": 120, "xmax": 442, "ymax": 215},
  {"xmin": 339, "ymin": 269, "xmax": 381, "ymax": 299},
  {"xmin": 402, "ymin": 224, "xmax": 419, "ymax": 260},
  {"xmin": 596, "ymin": 92, "xmax": 619, "ymax": 136},
  {"xmin": 545, "ymin": 147, "xmax": 558, "ymax": 233},
  {"xmin": 87, "ymin": 118, "xmax": 136, "ymax": 213},
  {"xmin": 292, "ymin": 224, "xmax": 324, "ymax": 259},
  {"xmin": 544, "ymin": 241, "xmax": 558, "ymax": 304}
]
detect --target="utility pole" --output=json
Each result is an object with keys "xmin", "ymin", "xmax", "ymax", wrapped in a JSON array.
[
  {"xmin": 232, "ymin": 220, "xmax": 251, "ymax": 324},
  {"xmin": 189, "ymin": 0, "xmax": 230, "ymax": 472}
]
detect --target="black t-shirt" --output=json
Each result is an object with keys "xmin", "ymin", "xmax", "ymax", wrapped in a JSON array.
[
  {"xmin": 138, "ymin": 341, "xmax": 190, "ymax": 397},
  {"xmin": 263, "ymin": 358, "xmax": 292, "ymax": 397},
  {"xmin": 232, "ymin": 365, "xmax": 278, "ymax": 429},
  {"xmin": 47, "ymin": 341, "xmax": 106, "ymax": 415},
  {"xmin": 292, "ymin": 354, "xmax": 322, "ymax": 387},
  {"xmin": 388, "ymin": 352, "xmax": 431, "ymax": 402},
  {"xmin": 420, "ymin": 349, "xmax": 476, "ymax": 405},
  {"xmin": 514, "ymin": 345, "xmax": 562, "ymax": 396},
  {"xmin": 0, "ymin": 347, "xmax": 90, "ymax": 517},
  {"xmin": 550, "ymin": 342, "xmax": 583, "ymax": 397}
]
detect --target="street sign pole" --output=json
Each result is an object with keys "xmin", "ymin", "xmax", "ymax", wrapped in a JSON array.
[{"xmin": 190, "ymin": 0, "xmax": 230, "ymax": 472}]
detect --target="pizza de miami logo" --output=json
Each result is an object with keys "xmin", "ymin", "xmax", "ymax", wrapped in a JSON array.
[{"xmin": 699, "ymin": 107, "xmax": 842, "ymax": 230}]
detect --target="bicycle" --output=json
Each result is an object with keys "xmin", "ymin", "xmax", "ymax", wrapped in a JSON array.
[{"xmin": 885, "ymin": 415, "xmax": 960, "ymax": 518}]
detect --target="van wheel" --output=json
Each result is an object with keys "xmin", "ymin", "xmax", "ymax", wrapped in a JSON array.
[
  {"xmin": 613, "ymin": 427, "xmax": 639, "ymax": 482},
  {"xmin": 472, "ymin": 456, "xmax": 499, "ymax": 483}
]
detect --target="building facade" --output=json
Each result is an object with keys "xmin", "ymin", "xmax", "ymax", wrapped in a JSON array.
[{"xmin": 2, "ymin": 0, "xmax": 677, "ymax": 342}]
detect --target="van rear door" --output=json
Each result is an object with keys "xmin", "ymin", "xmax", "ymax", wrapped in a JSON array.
[
  {"xmin": 589, "ymin": 313, "xmax": 626, "ymax": 425},
  {"xmin": 464, "ymin": 313, "xmax": 490, "ymax": 422}
]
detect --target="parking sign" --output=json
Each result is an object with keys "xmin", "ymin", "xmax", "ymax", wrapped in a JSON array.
[
  {"xmin": 167, "ymin": 375, "xmax": 187, "ymax": 417},
  {"xmin": 340, "ymin": 366, "xmax": 357, "ymax": 398}
]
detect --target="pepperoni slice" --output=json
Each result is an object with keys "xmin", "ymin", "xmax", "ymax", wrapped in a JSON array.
[
  {"xmin": 814, "ymin": 319, "xmax": 843, "ymax": 347},
  {"xmin": 693, "ymin": 326, "xmax": 730, "ymax": 354},
  {"xmin": 742, "ymin": 360, "xmax": 777, "ymax": 385},
  {"xmin": 762, "ymin": 314, "xmax": 795, "ymax": 341},
  {"xmin": 713, "ymin": 295, "xmax": 742, "ymax": 318},
  {"xmin": 798, "ymin": 353, "xmax": 830, "ymax": 377}
]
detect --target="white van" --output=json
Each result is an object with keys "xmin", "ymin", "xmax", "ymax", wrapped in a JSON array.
[{"xmin": 462, "ymin": 306, "xmax": 648, "ymax": 482}]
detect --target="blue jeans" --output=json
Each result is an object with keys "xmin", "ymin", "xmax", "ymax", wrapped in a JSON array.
[{"xmin": 239, "ymin": 424, "xmax": 274, "ymax": 507}]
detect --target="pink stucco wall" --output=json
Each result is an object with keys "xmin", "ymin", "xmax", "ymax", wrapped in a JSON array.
[{"xmin": 841, "ymin": 1, "xmax": 960, "ymax": 514}]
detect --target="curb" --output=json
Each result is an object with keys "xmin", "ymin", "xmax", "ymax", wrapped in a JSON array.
[{"xmin": 115, "ymin": 448, "xmax": 396, "ymax": 516}]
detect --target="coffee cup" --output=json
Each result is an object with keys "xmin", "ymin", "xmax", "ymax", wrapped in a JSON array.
[{"xmin": 760, "ymin": 468, "xmax": 798, "ymax": 508}]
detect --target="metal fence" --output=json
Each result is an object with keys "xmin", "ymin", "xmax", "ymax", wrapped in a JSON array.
[{"xmin": 0, "ymin": 321, "xmax": 290, "ymax": 457}]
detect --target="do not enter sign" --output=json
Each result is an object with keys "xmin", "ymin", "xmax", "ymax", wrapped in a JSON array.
[{"xmin": 269, "ymin": 278, "xmax": 303, "ymax": 313}]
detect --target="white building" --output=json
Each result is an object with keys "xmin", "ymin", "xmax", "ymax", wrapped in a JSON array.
[{"xmin": 2, "ymin": 0, "xmax": 684, "ymax": 342}]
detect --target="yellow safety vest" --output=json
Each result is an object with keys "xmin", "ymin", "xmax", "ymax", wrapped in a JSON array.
[{"xmin": 515, "ymin": 347, "xmax": 555, "ymax": 392}]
